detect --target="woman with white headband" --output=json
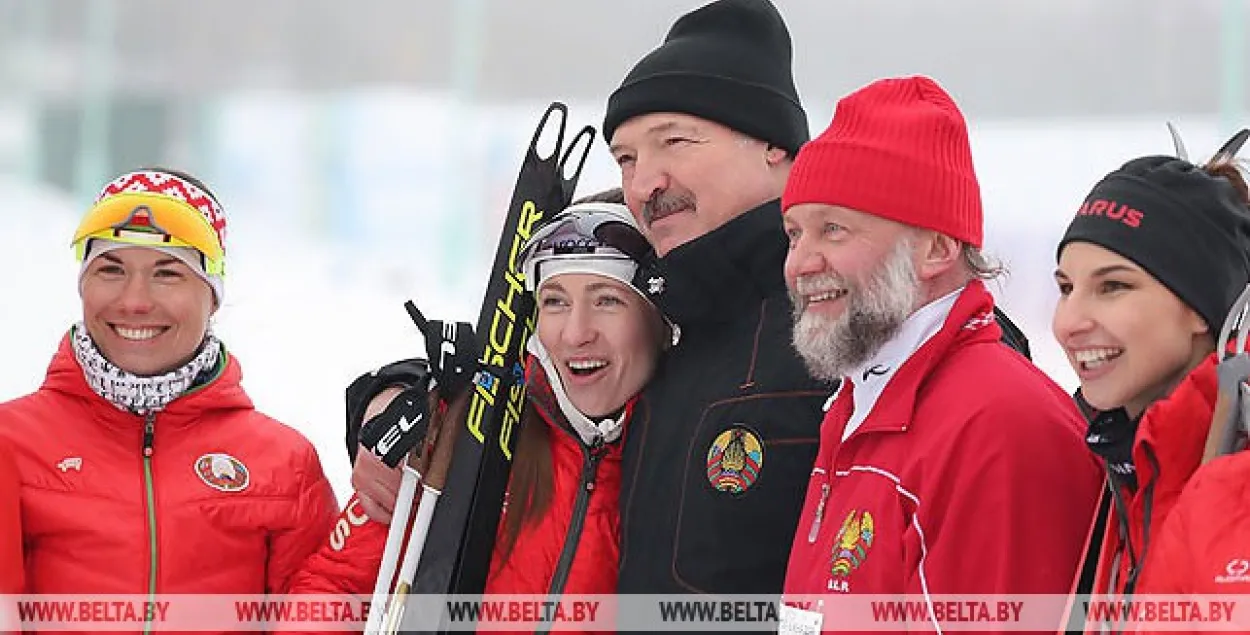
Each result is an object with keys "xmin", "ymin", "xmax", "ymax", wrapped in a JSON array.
[
  {"xmin": 484, "ymin": 193, "xmax": 675, "ymax": 605},
  {"xmin": 282, "ymin": 191, "xmax": 676, "ymax": 634},
  {"xmin": 0, "ymin": 168, "xmax": 338, "ymax": 628}
]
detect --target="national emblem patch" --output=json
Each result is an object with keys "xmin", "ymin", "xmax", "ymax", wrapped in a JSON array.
[
  {"xmin": 706, "ymin": 425, "xmax": 764, "ymax": 494},
  {"xmin": 830, "ymin": 510, "xmax": 875, "ymax": 584},
  {"xmin": 194, "ymin": 453, "xmax": 250, "ymax": 492}
]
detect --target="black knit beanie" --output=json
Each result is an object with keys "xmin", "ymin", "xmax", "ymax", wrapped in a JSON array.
[
  {"xmin": 1057, "ymin": 155, "xmax": 1250, "ymax": 332},
  {"xmin": 602, "ymin": 0, "xmax": 809, "ymax": 156}
]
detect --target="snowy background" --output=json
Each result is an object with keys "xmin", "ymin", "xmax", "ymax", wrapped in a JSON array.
[{"xmin": 0, "ymin": 0, "xmax": 1245, "ymax": 503}]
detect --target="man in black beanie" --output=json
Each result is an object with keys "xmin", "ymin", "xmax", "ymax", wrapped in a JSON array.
[
  {"xmin": 604, "ymin": 0, "xmax": 1037, "ymax": 612},
  {"xmin": 603, "ymin": 0, "xmax": 834, "ymax": 605},
  {"xmin": 605, "ymin": 0, "xmax": 809, "ymax": 258}
]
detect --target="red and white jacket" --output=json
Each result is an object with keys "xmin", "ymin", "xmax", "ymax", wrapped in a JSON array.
[
  {"xmin": 0, "ymin": 334, "xmax": 339, "ymax": 633},
  {"xmin": 781, "ymin": 281, "xmax": 1103, "ymax": 633}
]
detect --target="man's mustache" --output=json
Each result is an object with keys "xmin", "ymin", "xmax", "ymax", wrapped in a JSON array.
[{"xmin": 642, "ymin": 190, "xmax": 696, "ymax": 225}]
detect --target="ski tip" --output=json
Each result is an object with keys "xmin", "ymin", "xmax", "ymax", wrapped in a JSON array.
[
  {"xmin": 1166, "ymin": 121, "xmax": 1190, "ymax": 162},
  {"xmin": 558, "ymin": 124, "xmax": 597, "ymax": 186},
  {"xmin": 1211, "ymin": 128, "xmax": 1250, "ymax": 165},
  {"xmin": 530, "ymin": 102, "xmax": 570, "ymax": 163}
]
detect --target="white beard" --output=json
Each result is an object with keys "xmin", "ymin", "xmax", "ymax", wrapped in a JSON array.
[{"xmin": 790, "ymin": 237, "xmax": 921, "ymax": 382}]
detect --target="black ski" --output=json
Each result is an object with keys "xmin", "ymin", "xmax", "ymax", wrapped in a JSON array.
[{"xmin": 402, "ymin": 102, "xmax": 594, "ymax": 633}]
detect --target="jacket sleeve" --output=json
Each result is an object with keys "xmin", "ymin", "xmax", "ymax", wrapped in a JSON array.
[
  {"xmin": 903, "ymin": 399, "xmax": 1104, "ymax": 622},
  {"xmin": 267, "ymin": 443, "xmax": 340, "ymax": 594},
  {"xmin": 275, "ymin": 492, "xmax": 405, "ymax": 635},
  {"xmin": 0, "ymin": 438, "xmax": 22, "ymax": 595},
  {"xmin": 283, "ymin": 492, "xmax": 389, "ymax": 595}
]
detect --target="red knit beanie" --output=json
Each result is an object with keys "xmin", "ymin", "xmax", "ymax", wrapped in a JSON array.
[{"xmin": 782, "ymin": 75, "xmax": 983, "ymax": 248}]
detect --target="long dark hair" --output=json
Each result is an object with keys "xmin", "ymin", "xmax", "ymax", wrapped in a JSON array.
[
  {"xmin": 496, "ymin": 402, "xmax": 551, "ymax": 564},
  {"xmin": 1203, "ymin": 158, "xmax": 1250, "ymax": 206}
]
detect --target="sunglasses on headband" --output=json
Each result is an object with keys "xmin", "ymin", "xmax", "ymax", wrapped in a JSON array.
[
  {"xmin": 71, "ymin": 193, "xmax": 226, "ymax": 276},
  {"xmin": 520, "ymin": 208, "xmax": 656, "ymax": 289}
]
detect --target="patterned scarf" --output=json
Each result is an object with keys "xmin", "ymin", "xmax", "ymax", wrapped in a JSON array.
[{"xmin": 70, "ymin": 323, "xmax": 224, "ymax": 415}]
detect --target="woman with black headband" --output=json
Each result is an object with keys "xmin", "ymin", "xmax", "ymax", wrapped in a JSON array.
[{"xmin": 1051, "ymin": 130, "xmax": 1250, "ymax": 617}]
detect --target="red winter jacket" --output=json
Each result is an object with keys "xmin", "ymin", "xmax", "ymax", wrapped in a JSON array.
[
  {"xmin": 0, "ymin": 437, "xmax": 22, "ymax": 594},
  {"xmin": 0, "ymin": 334, "xmax": 339, "ymax": 632},
  {"xmin": 781, "ymin": 282, "xmax": 1103, "ymax": 633},
  {"xmin": 482, "ymin": 358, "xmax": 626, "ymax": 602},
  {"xmin": 1083, "ymin": 352, "xmax": 1220, "ymax": 606},
  {"xmin": 1131, "ymin": 451, "xmax": 1250, "ymax": 633},
  {"xmin": 285, "ymin": 358, "xmax": 626, "ymax": 634}
]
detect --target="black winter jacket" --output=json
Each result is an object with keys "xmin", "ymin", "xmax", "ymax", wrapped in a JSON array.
[{"xmin": 617, "ymin": 201, "xmax": 833, "ymax": 597}]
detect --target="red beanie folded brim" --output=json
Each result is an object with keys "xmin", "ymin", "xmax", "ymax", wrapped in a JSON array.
[{"xmin": 782, "ymin": 75, "xmax": 984, "ymax": 248}]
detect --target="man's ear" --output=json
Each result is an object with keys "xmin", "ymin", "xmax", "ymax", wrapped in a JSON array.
[
  {"xmin": 765, "ymin": 144, "xmax": 788, "ymax": 167},
  {"xmin": 916, "ymin": 231, "xmax": 962, "ymax": 281}
]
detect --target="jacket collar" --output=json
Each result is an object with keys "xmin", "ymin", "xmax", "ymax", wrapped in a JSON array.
[
  {"xmin": 1131, "ymin": 352, "xmax": 1220, "ymax": 498},
  {"xmin": 646, "ymin": 199, "xmax": 790, "ymax": 327},
  {"xmin": 841, "ymin": 280, "xmax": 1003, "ymax": 440},
  {"xmin": 842, "ymin": 286, "xmax": 962, "ymax": 441},
  {"xmin": 40, "ymin": 331, "xmax": 253, "ymax": 430}
]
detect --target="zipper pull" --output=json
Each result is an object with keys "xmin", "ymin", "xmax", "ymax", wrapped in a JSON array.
[
  {"xmin": 142, "ymin": 413, "xmax": 156, "ymax": 457},
  {"xmin": 585, "ymin": 444, "xmax": 604, "ymax": 492},
  {"xmin": 807, "ymin": 480, "xmax": 831, "ymax": 544}
]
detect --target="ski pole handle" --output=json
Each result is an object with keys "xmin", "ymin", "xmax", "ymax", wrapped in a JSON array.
[{"xmin": 359, "ymin": 387, "xmax": 432, "ymax": 468}]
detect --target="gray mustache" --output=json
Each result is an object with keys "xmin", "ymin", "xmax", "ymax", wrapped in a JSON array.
[{"xmin": 642, "ymin": 191, "xmax": 695, "ymax": 224}]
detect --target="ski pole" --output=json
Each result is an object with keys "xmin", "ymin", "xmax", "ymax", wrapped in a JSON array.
[
  {"xmin": 381, "ymin": 481, "xmax": 442, "ymax": 634},
  {"xmin": 1205, "ymin": 283, "xmax": 1250, "ymax": 463},
  {"xmin": 364, "ymin": 453, "xmax": 423, "ymax": 635},
  {"xmin": 379, "ymin": 387, "xmax": 463, "ymax": 635}
]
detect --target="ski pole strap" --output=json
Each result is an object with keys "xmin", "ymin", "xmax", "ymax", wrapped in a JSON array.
[
  {"xmin": 358, "ymin": 385, "xmax": 433, "ymax": 468},
  {"xmin": 405, "ymin": 300, "xmax": 480, "ymax": 400},
  {"xmin": 423, "ymin": 318, "xmax": 479, "ymax": 398}
]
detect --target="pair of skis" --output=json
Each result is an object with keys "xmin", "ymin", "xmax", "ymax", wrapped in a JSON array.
[
  {"xmin": 1172, "ymin": 123, "xmax": 1250, "ymax": 463},
  {"xmin": 363, "ymin": 102, "xmax": 595, "ymax": 635}
]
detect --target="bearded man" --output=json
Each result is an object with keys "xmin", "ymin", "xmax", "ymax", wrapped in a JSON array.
[{"xmin": 775, "ymin": 76, "xmax": 1103, "ymax": 634}]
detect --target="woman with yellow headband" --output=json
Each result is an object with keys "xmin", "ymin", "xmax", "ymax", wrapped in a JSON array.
[{"xmin": 0, "ymin": 168, "xmax": 338, "ymax": 627}]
